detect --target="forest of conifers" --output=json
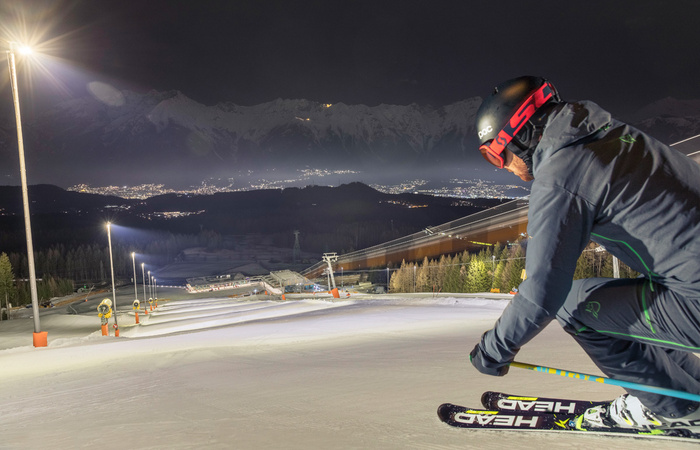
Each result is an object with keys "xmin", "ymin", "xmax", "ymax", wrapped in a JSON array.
[{"xmin": 387, "ymin": 241, "xmax": 639, "ymax": 294}]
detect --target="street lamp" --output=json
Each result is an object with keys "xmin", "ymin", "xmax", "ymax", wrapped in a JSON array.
[
  {"xmin": 131, "ymin": 252, "xmax": 138, "ymax": 301},
  {"xmin": 141, "ymin": 262, "xmax": 147, "ymax": 303},
  {"xmin": 106, "ymin": 222, "xmax": 119, "ymax": 335},
  {"xmin": 147, "ymin": 270, "xmax": 151, "ymax": 299},
  {"xmin": 6, "ymin": 42, "xmax": 45, "ymax": 347},
  {"xmin": 150, "ymin": 274, "xmax": 156, "ymax": 308}
]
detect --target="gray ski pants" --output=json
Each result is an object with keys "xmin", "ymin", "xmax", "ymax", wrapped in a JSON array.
[{"xmin": 556, "ymin": 277, "xmax": 700, "ymax": 418}]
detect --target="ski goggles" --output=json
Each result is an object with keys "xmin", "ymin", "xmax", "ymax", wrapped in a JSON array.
[{"xmin": 479, "ymin": 81, "xmax": 557, "ymax": 169}]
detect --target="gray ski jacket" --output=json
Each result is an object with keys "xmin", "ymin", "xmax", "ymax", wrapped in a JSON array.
[{"xmin": 471, "ymin": 100, "xmax": 700, "ymax": 375}]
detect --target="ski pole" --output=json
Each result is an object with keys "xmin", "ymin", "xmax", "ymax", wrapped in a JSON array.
[{"xmin": 511, "ymin": 361, "xmax": 700, "ymax": 403}]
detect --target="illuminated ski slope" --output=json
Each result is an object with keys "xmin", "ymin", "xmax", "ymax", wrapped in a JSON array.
[{"xmin": 0, "ymin": 290, "xmax": 694, "ymax": 449}]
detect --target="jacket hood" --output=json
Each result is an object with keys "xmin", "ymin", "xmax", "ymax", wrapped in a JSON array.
[{"xmin": 532, "ymin": 101, "xmax": 612, "ymax": 175}]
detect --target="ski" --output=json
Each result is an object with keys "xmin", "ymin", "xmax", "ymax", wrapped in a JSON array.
[
  {"xmin": 437, "ymin": 403, "xmax": 700, "ymax": 441},
  {"xmin": 480, "ymin": 391, "xmax": 608, "ymax": 415}
]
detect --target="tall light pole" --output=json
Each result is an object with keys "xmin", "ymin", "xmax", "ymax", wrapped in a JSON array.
[
  {"xmin": 141, "ymin": 262, "xmax": 147, "ymax": 301},
  {"xmin": 153, "ymin": 277, "xmax": 157, "ymax": 300},
  {"xmin": 150, "ymin": 274, "xmax": 155, "ymax": 307},
  {"xmin": 147, "ymin": 270, "xmax": 151, "ymax": 299},
  {"xmin": 6, "ymin": 42, "xmax": 45, "ymax": 347},
  {"xmin": 131, "ymin": 252, "xmax": 138, "ymax": 300},
  {"xmin": 106, "ymin": 222, "xmax": 119, "ymax": 334}
]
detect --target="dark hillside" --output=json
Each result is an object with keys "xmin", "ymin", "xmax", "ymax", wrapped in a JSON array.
[{"xmin": 0, "ymin": 183, "xmax": 505, "ymax": 254}]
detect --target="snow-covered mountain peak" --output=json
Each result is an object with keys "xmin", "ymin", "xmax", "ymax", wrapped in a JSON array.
[
  {"xmin": 3, "ymin": 88, "xmax": 697, "ymax": 187},
  {"xmin": 625, "ymin": 97, "xmax": 700, "ymax": 122}
]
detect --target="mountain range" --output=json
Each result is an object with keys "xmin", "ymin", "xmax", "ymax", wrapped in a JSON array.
[{"xmin": 1, "ymin": 88, "xmax": 699, "ymax": 188}]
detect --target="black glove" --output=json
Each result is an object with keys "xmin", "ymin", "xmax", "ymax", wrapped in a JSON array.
[{"xmin": 470, "ymin": 344, "xmax": 510, "ymax": 376}]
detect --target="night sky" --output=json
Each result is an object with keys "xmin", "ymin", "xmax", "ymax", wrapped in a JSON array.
[{"xmin": 3, "ymin": 0, "xmax": 700, "ymax": 117}]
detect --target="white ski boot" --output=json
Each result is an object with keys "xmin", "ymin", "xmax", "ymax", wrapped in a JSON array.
[{"xmin": 577, "ymin": 393, "xmax": 700, "ymax": 432}]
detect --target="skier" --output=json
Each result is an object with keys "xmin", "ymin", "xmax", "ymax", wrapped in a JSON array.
[{"xmin": 469, "ymin": 76, "xmax": 700, "ymax": 431}]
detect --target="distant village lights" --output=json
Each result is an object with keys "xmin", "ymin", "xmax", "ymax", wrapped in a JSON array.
[{"xmin": 67, "ymin": 172, "xmax": 525, "ymax": 201}]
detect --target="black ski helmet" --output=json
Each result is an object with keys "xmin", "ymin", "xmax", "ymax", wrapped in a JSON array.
[{"xmin": 475, "ymin": 76, "xmax": 561, "ymax": 173}]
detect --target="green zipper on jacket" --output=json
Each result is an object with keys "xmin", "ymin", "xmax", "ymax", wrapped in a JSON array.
[{"xmin": 640, "ymin": 282, "xmax": 656, "ymax": 334}]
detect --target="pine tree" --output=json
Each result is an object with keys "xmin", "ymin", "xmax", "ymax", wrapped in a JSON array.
[
  {"xmin": 0, "ymin": 252, "xmax": 17, "ymax": 312},
  {"xmin": 574, "ymin": 250, "xmax": 595, "ymax": 280},
  {"xmin": 464, "ymin": 254, "xmax": 476, "ymax": 293},
  {"xmin": 416, "ymin": 257, "xmax": 430, "ymax": 292},
  {"xmin": 436, "ymin": 255, "xmax": 448, "ymax": 291},
  {"xmin": 619, "ymin": 260, "xmax": 639, "ymax": 279},
  {"xmin": 400, "ymin": 260, "xmax": 413, "ymax": 293},
  {"xmin": 491, "ymin": 245, "xmax": 509, "ymax": 292},
  {"xmin": 427, "ymin": 258, "xmax": 439, "ymax": 293},
  {"xmin": 468, "ymin": 254, "xmax": 492, "ymax": 293},
  {"xmin": 389, "ymin": 260, "xmax": 412, "ymax": 293},
  {"xmin": 598, "ymin": 252, "xmax": 615, "ymax": 278},
  {"xmin": 503, "ymin": 245, "xmax": 526, "ymax": 292},
  {"xmin": 459, "ymin": 263, "xmax": 468, "ymax": 292},
  {"xmin": 388, "ymin": 269, "xmax": 399, "ymax": 293},
  {"xmin": 443, "ymin": 255, "xmax": 461, "ymax": 293},
  {"xmin": 477, "ymin": 256, "xmax": 492, "ymax": 292}
]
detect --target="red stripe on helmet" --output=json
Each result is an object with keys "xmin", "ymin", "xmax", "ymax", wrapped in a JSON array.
[{"xmin": 484, "ymin": 82, "xmax": 555, "ymax": 158}]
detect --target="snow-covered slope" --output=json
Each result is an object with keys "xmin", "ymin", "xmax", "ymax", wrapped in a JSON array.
[{"xmin": 1, "ymin": 288, "xmax": 691, "ymax": 449}]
